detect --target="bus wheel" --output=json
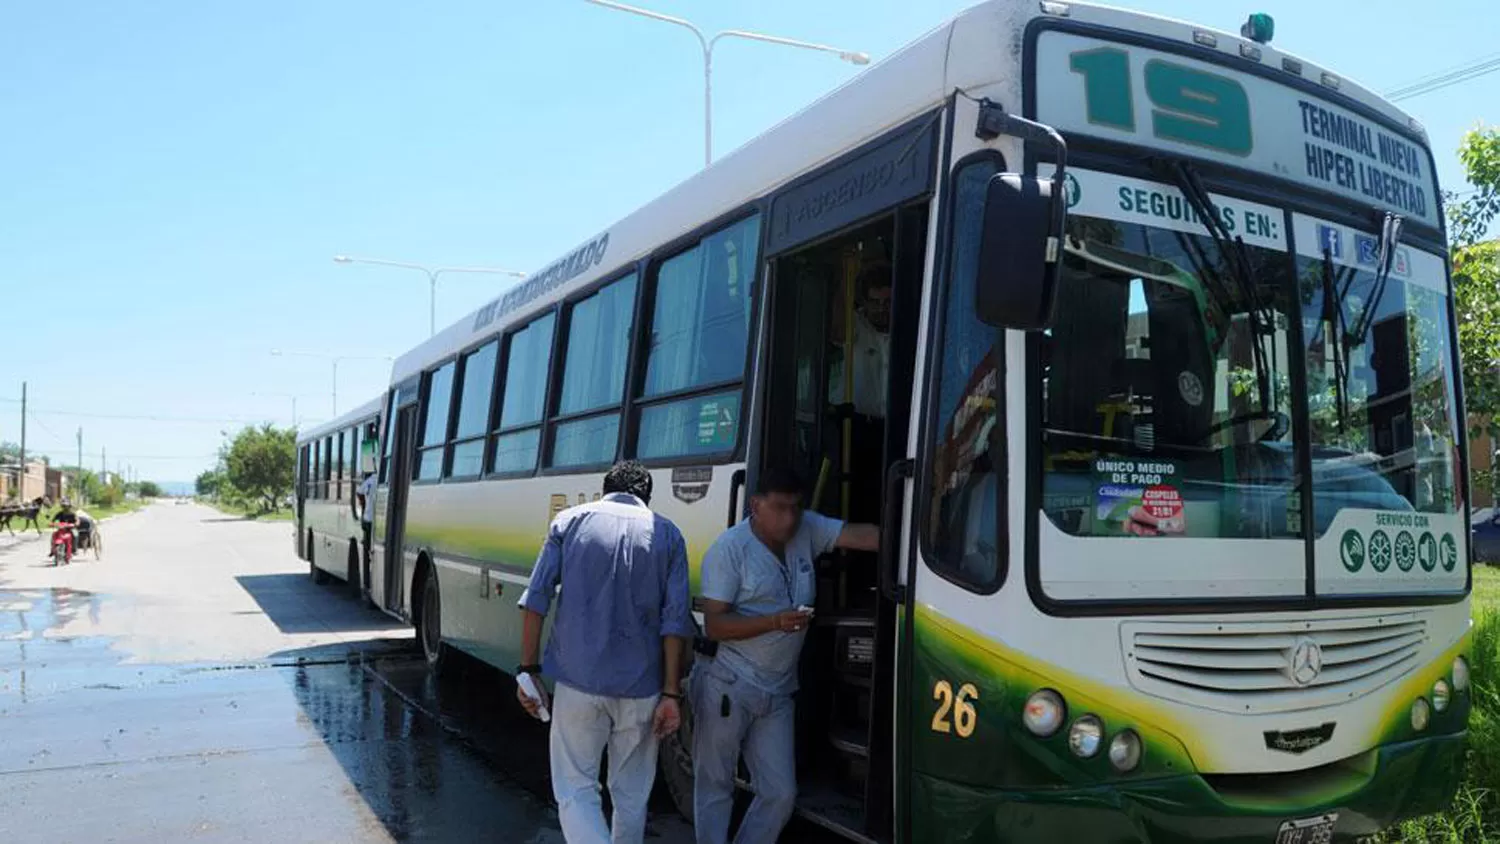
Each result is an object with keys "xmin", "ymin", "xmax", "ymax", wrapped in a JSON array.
[
  {"xmin": 418, "ymin": 570, "xmax": 448, "ymax": 674},
  {"xmin": 658, "ymin": 684, "xmax": 697, "ymax": 822},
  {"xmin": 346, "ymin": 543, "xmax": 360, "ymax": 595}
]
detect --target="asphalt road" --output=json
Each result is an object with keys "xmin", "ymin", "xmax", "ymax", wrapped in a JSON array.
[{"xmin": 0, "ymin": 502, "xmax": 832, "ymax": 843}]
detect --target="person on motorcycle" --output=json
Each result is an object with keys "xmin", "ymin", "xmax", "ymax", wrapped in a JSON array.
[{"xmin": 52, "ymin": 500, "xmax": 79, "ymax": 560}]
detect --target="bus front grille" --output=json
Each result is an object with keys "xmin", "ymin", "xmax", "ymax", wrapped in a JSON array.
[{"xmin": 1121, "ymin": 614, "xmax": 1427, "ymax": 714}]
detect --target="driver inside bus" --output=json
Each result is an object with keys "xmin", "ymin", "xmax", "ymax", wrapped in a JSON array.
[
  {"xmin": 692, "ymin": 467, "xmax": 880, "ymax": 844},
  {"xmin": 829, "ymin": 261, "xmax": 892, "ymax": 420}
]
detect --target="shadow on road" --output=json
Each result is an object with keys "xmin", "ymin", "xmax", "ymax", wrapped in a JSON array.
[
  {"xmin": 235, "ymin": 573, "xmax": 408, "ymax": 635},
  {"xmin": 262, "ymin": 640, "xmax": 570, "ymax": 842}
]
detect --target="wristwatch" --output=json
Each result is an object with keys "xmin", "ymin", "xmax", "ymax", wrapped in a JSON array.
[
  {"xmin": 661, "ymin": 691, "xmax": 684, "ymax": 701},
  {"xmin": 516, "ymin": 663, "xmax": 542, "ymax": 675}
]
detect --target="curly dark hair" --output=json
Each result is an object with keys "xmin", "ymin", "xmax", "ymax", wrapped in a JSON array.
[{"xmin": 602, "ymin": 460, "xmax": 653, "ymax": 504}]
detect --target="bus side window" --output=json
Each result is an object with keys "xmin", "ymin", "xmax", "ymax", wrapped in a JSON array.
[{"xmin": 922, "ymin": 157, "xmax": 1005, "ymax": 591}]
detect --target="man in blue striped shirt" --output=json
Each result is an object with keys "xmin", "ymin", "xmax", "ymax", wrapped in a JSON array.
[{"xmin": 517, "ymin": 460, "xmax": 692, "ymax": 844}]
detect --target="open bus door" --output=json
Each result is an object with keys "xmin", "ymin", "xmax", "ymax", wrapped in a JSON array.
[
  {"xmin": 371, "ymin": 384, "xmax": 418, "ymax": 618},
  {"xmin": 755, "ymin": 199, "xmax": 929, "ymax": 841}
]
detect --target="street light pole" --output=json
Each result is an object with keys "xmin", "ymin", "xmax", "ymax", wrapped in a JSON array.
[
  {"xmin": 584, "ymin": 0, "xmax": 870, "ymax": 167},
  {"xmin": 332, "ymin": 256, "xmax": 527, "ymax": 337},
  {"xmin": 250, "ymin": 392, "xmax": 308, "ymax": 427},
  {"xmin": 269, "ymin": 351, "xmax": 393, "ymax": 417}
]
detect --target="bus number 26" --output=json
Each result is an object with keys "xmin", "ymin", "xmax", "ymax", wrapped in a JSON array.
[
  {"xmin": 932, "ymin": 680, "xmax": 979, "ymax": 738},
  {"xmin": 1069, "ymin": 48, "xmax": 1253, "ymax": 156}
]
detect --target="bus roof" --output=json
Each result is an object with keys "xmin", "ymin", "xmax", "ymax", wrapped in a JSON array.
[
  {"xmin": 297, "ymin": 395, "xmax": 384, "ymax": 444},
  {"xmin": 389, "ymin": 0, "xmax": 1428, "ymax": 385}
]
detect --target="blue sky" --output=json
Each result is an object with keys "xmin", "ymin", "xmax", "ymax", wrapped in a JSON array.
[{"xmin": 1, "ymin": 0, "xmax": 1494, "ymax": 483}]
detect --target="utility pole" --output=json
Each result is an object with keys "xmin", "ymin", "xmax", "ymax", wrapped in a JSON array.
[{"xmin": 76, "ymin": 427, "xmax": 83, "ymax": 505}]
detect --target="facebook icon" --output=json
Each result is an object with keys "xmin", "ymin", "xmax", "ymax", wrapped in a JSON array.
[{"xmin": 1316, "ymin": 224, "xmax": 1343, "ymax": 259}]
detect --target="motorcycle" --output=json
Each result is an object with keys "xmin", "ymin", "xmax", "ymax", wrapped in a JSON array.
[{"xmin": 50, "ymin": 522, "xmax": 75, "ymax": 567}]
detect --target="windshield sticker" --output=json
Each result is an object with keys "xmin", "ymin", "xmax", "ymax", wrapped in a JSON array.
[
  {"xmin": 1317, "ymin": 509, "xmax": 1464, "ymax": 591},
  {"xmin": 1176, "ymin": 371, "xmax": 1204, "ymax": 407},
  {"xmin": 1292, "ymin": 214, "xmax": 1447, "ymax": 294},
  {"xmin": 1093, "ymin": 459, "xmax": 1184, "ymax": 537},
  {"xmin": 1054, "ymin": 168, "xmax": 1285, "ymax": 250}
]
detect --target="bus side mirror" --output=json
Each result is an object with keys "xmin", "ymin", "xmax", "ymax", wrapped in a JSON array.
[{"xmin": 974, "ymin": 173, "xmax": 1064, "ymax": 331}]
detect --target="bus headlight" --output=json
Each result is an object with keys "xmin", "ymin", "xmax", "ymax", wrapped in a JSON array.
[
  {"xmin": 1068, "ymin": 715, "xmax": 1103, "ymax": 758},
  {"xmin": 1023, "ymin": 690, "xmax": 1066, "ymax": 737},
  {"xmin": 1411, "ymin": 697, "xmax": 1432, "ymax": 731},
  {"xmin": 1108, "ymin": 729, "xmax": 1143, "ymax": 772},
  {"xmin": 1453, "ymin": 656, "xmax": 1470, "ymax": 692},
  {"xmin": 1432, "ymin": 679, "xmax": 1451, "ymax": 713}
]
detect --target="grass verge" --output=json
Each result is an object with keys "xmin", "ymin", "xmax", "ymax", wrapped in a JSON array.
[
  {"xmin": 202, "ymin": 498, "xmax": 295, "ymax": 522},
  {"xmin": 1379, "ymin": 565, "xmax": 1499, "ymax": 842},
  {"xmin": 88, "ymin": 498, "xmax": 150, "ymax": 520}
]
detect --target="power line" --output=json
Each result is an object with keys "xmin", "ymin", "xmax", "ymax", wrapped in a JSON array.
[
  {"xmin": 0, "ymin": 399, "xmax": 279, "ymax": 425},
  {"xmin": 26, "ymin": 410, "xmax": 65, "ymax": 442},
  {"xmin": 19, "ymin": 445, "xmax": 218, "ymax": 461},
  {"xmin": 1386, "ymin": 53, "xmax": 1500, "ymax": 102}
]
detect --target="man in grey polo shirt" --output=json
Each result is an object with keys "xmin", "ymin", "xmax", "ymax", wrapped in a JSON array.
[{"xmin": 693, "ymin": 467, "xmax": 880, "ymax": 844}]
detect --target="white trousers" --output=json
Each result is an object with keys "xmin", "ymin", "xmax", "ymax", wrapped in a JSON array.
[{"xmin": 550, "ymin": 682, "xmax": 661, "ymax": 844}]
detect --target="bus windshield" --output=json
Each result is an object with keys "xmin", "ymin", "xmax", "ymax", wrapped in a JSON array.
[
  {"xmin": 1034, "ymin": 171, "xmax": 1467, "ymax": 601},
  {"xmin": 1292, "ymin": 217, "xmax": 1465, "ymax": 594},
  {"xmin": 1041, "ymin": 211, "xmax": 1302, "ymax": 540}
]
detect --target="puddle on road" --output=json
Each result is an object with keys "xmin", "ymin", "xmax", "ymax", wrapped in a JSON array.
[{"xmin": 0, "ymin": 587, "xmax": 104, "ymax": 639}]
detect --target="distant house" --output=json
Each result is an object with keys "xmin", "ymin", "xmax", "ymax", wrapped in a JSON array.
[{"xmin": 0, "ymin": 460, "xmax": 56, "ymax": 503}]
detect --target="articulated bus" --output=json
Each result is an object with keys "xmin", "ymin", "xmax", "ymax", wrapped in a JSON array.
[
  {"xmin": 295, "ymin": 397, "xmax": 383, "ymax": 591},
  {"xmin": 353, "ymin": 1, "xmax": 1471, "ymax": 840}
]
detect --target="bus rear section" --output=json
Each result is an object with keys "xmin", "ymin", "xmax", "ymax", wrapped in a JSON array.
[{"xmin": 295, "ymin": 400, "xmax": 382, "ymax": 592}]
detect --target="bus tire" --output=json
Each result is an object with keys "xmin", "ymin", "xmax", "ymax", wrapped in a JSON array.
[
  {"xmin": 658, "ymin": 689, "xmax": 697, "ymax": 823},
  {"xmin": 309, "ymin": 535, "xmax": 329, "ymax": 585},
  {"xmin": 416, "ymin": 563, "xmax": 448, "ymax": 674},
  {"xmin": 346, "ymin": 542, "xmax": 360, "ymax": 594}
]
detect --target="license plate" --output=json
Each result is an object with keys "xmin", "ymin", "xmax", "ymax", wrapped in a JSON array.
[{"xmin": 1275, "ymin": 813, "xmax": 1337, "ymax": 844}]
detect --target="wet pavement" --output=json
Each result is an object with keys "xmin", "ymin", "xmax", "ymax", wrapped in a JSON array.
[{"xmin": 0, "ymin": 503, "xmax": 833, "ymax": 843}]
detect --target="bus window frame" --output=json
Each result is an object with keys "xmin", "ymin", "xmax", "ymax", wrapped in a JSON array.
[
  {"xmin": 627, "ymin": 207, "xmax": 765, "ymax": 467},
  {"xmin": 541, "ymin": 269, "xmax": 642, "ymax": 474},
  {"xmin": 334, "ymin": 430, "xmax": 345, "ymax": 501},
  {"xmin": 444, "ymin": 338, "xmax": 500, "ymax": 482},
  {"xmin": 321, "ymin": 435, "xmax": 333, "ymax": 499},
  {"xmin": 413, "ymin": 358, "xmax": 459, "ymax": 486},
  {"xmin": 485, "ymin": 308, "xmax": 562, "ymax": 480},
  {"xmin": 914, "ymin": 147, "xmax": 1010, "ymax": 596}
]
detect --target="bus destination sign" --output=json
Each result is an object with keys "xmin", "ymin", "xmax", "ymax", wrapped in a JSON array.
[{"xmin": 1033, "ymin": 31, "xmax": 1440, "ymax": 228}]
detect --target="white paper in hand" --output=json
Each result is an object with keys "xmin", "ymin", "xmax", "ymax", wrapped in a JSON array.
[{"xmin": 518, "ymin": 672, "xmax": 551, "ymax": 723}]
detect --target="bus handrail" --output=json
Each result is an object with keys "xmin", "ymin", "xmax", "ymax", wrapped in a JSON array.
[{"xmin": 880, "ymin": 459, "xmax": 914, "ymax": 604}]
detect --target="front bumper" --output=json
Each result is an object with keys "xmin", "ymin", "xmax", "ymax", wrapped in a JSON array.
[{"xmin": 910, "ymin": 732, "xmax": 1465, "ymax": 843}]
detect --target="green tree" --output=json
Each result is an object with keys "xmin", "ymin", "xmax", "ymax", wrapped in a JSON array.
[
  {"xmin": 222, "ymin": 424, "xmax": 296, "ymax": 514},
  {"xmin": 1451, "ymin": 127, "xmax": 1500, "ymax": 496},
  {"xmin": 195, "ymin": 469, "xmax": 224, "ymax": 498},
  {"xmin": 136, "ymin": 480, "xmax": 163, "ymax": 498}
]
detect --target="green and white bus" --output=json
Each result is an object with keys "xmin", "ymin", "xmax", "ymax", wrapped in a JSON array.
[
  {"xmin": 295, "ymin": 397, "xmax": 382, "ymax": 591},
  {"xmin": 360, "ymin": 1, "xmax": 1472, "ymax": 840}
]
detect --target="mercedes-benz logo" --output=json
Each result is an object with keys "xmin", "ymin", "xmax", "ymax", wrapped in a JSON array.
[{"xmin": 1287, "ymin": 638, "xmax": 1323, "ymax": 686}]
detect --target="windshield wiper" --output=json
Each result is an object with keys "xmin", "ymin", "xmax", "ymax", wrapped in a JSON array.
[
  {"xmin": 1319, "ymin": 248, "xmax": 1353, "ymax": 430},
  {"xmin": 1349, "ymin": 212, "xmax": 1405, "ymax": 344},
  {"xmin": 1154, "ymin": 159, "xmax": 1275, "ymax": 414}
]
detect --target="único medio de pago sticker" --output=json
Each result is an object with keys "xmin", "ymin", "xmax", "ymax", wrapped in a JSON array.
[{"xmin": 1093, "ymin": 458, "xmax": 1184, "ymax": 537}]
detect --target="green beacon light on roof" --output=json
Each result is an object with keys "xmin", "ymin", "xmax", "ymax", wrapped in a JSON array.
[{"xmin": 1241, "ymin": 13, "xmax": 1274, "ymax": 44}]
